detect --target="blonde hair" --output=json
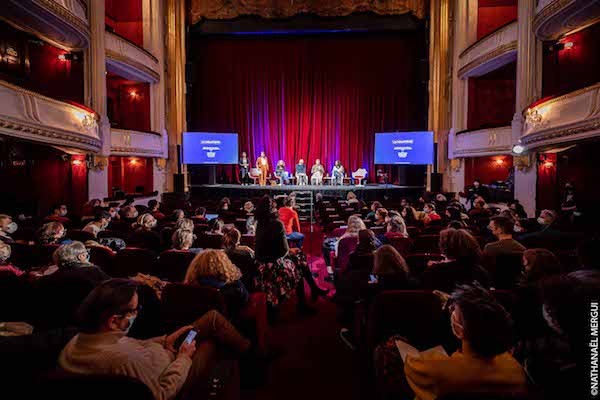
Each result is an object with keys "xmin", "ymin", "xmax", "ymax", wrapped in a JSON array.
[
  {"xmin": 172, "ymin": 229, "xmax": 194, "ymax": 250},
  {"xmin": 37, "ymin": 221, "xmax": 64, "ymax": 244},
  {"xmin": 133, "ymin": 213, "xmax": 155, "ymax": 230},
  {"xmin": 243, "ymin": 201, "xmax": 254, "ymax": 213},
  {"xmin": 175, "ymin": 218, "xmax": 194, "ymax": 231},
  {"xmin": 347, "ymin": 191, "xmax": 357, "ymax": 200},
  {"xmin": 0, "ymin": 242, "xmax": 11, "ymax": 262},
  {"xmin": 185, "ymin": 249, "xmax": 242, "ymax": 284},
  {"xmin": 346, "ymin": 215, "xmax": 366, "ymax": 235}
]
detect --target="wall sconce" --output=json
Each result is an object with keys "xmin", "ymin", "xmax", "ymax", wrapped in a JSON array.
[
  {"xmin": 512, "ymin": 144, "xmax": 525, "ymax": 154},
  {"xmin": 495, "ymin": 159, "xmax": 504, "ymax": 165},
  {"xmin": 129, "ymin": 91, "xmax": 137, "ymax": 97},
  {"xmin": 544, "ymin": 161, "xmax": 554, "ymax": 168},
  {"xmin": 564, "ymin": 41, "xmax": 574, "ymax": 50},
  {"xmin": 72, "ymin": 159, "xmax": 82, "ymax": 166},
  {"xmin": 129, "ymin": 158, "xmax": 139, "ymax": 165},
  {"xmin": 58, "ymin": 53, "xmax": 78, "ymax": 62}
]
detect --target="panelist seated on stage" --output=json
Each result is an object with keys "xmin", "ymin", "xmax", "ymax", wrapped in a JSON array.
[
  {"xmin": 275, "ymin": 160, "xmax": 290, "ymax": 185},
  {"xmin": 331, "ymin": 160, "xmax": 345, "ymax": 185},
  {"xmin": 311, "ymin": 159, "xmax": 325, "ymax": 185},
  {"xmin": 295, "ymin": 159, "xmax": 308, "ymax": 185}
]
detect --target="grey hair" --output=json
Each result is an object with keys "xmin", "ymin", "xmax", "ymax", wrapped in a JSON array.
[
  {"xmin": 172, "ymin": 229, "xmax": 194, "ymax": 250},
  {"xmin": 0, "ymin": 242, "xmax": 11, "ymax": 262},
  {"xmin": 53, "ymin": 241, "xmax": 87, "ymax": 266}
]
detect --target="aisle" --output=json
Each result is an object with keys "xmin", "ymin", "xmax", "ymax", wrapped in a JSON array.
[{"xmin": 242, "ymin": 223, "xmax": 360, "ymax": 400}]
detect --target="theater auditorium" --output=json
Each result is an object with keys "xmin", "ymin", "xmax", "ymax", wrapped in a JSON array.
[{"xmin": 0, "ymin": 1, "xmax": 599, "ymax": 399}]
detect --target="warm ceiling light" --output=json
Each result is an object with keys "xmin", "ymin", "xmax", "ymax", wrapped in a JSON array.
[
  {"xmin": 72, "ymin": 159, "xmax": 82, "ymax": 166},
  {"xmin": 496, "ymin": 159, "xmax": 504, "ymax": 165},
  {"xmin": 130, "ymin": 159, "xmax": 138, "ymax": 164},
  {"xmin": 130, "ymin": 91, "xmax": 137, "ymax": 97},
  {"xmin": 512, "ymin": 144, "xmax": 524, "ymax": 154}
]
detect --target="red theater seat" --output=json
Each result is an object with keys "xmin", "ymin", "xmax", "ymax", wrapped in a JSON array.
[
  {"xmin": 406, "ymin": 253, "xmax": 445, "ymax": 279},
  {"xmin": 88, "ymin": 246, "xmax": 116, "ymax": 272},
  {"xmin": 67, "ymin": 229, "xmax": 96, "ymax": 242},
  {"xmin": 108, "ymin": 248, "xmax": 157, "ymax": 278},
  {"xmin": 411, "ymin": 234, "xmax": 440, "ymax": 253},
  {"xmin": 159, "ymin": 283, "xmax": 225, "ymax": 333},
  {"xmin": 155, "ymin": 250, "xmax": 197, "ymax": 282},
  {"xmin": 386, "ymin": 236, "xmax": 412, "ymax": 257}
]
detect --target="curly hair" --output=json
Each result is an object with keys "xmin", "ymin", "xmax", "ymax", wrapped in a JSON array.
[
  {"xmin": 37, "ymin": 221, "xmax": 65, "ymax": 245},
  {"xmin": 184, "ymin": 249, "xmax": 242, "ymax": 284}
]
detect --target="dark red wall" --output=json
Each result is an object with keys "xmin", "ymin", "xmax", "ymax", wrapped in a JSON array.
[
  {"xmin": 467, "ymin": 61, "xmax": 516, "ymax": 130},
  {"xmin": 536, "ymin": 153, "xmax": 559, "ymax": 212},
  {"xmin": 0, "ymin": 141, "xmax": 87, "ymax": 216},
  {"xmin": 542, "ymin": 22, "xmax": 600, "ymax": 98},
  {"xmin": 107, "ymin": 74, "xmax": 151, "ymax": 132},
  {"xmin": 108, "ymin": 156, "xmax": 153, "ymax": 194},
  {"xmin": 0, "ymin": 21, "xmax": 84, "ymax": 104},
  {"xmin": 477, "ymin": 0, "xmax": 518, "ymax": 40},
  {"xmin": 464, "ymin": 155, "xmax": 513, "ymax": 187},
  {"xmin": 105, "ymin": 0, "xmax": 144, "ymax": 47}
]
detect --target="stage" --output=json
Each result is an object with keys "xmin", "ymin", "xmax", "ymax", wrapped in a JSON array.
[{"xmin": 189, "ymin": 183, "xmax": 425, "ymax": 202}]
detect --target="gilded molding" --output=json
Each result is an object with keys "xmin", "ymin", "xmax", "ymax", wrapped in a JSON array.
[
  {"xmin": 109, "ymin": 32, "xmax": 159, "ymax": 64},
  {"xmin": 453, "ymin": 145, "xmax": 512, "ymax": 156},
  {"xmin": 106, "ymin": 50, "xmax": 161, "ymax": 83},
  {"xmin": 522, "ymin": 82, "xmax": 600, "ymax": 115},
  {"xmin": 33, "ymin": 0, "xmax": 89, "ymax": 30},
  {"xmin": 459, "ymin": 21, "xmax": 517, "ymax": 59},
  {"xmin": 458, "ymin": 42, "xmax": 517, "ymax": 78},
  {"xmin": 520, "ymin": 118, "xmax": 600, "ymax": 146},
  {"xmin": 533, "ymin": 0, "xmax": 600, "ymax": 40},
  {"xmin": 111, "ymin": 147, "xmax": 163, "ymax": 155}
]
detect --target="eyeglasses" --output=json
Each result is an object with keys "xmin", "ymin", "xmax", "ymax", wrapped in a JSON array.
[{"xmin": 119, "ymin": 304, "xmax": 143, "ymax": 317}]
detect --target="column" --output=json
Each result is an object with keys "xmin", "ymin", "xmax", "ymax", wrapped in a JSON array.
[
  {"xmin": 512, "ymin": 0, "xmax": 542, "ymax": 217},
  {"xmin": 165, "ymin": 0, "xmax": 187, "ymax": 192},
  {"xmin": 87, "ymin": 0, "xmax": 110, "ymax": 201},
  {"xmin": 428, "ymin": 0, "xmax": 452, "ymax": 191}
]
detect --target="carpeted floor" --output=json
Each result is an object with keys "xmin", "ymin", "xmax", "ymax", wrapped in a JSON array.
[{"xmin": 242, "ymin": 223, "xmax": 367, "ymax": 400}]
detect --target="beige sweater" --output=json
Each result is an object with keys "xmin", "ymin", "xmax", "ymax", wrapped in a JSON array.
[{"xmin": 58, "ymin": 331, "xmax": 192, "ymax": 400}]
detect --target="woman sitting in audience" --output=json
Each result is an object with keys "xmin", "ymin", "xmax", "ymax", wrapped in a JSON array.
[
  {"xmin": 83, "ymin": 211, "xmax": 111, "ymax": 238},
  {"xmin": 59, "ymin": 279, "xmax": 251, "ymax": 400},
  {"xmin": 0, "ymin": 242, "xmax": 23, "ymax": 276},
  {"xmin": 36, "ymin": 222, "xmax": 71, "ymax": 245},
  {"xmin": 127, "ymin": 213, "xmax": 161, "ymax": 251},
  {"xmin": 254, "ymin": 195, "xmax": 328, "ymax": 316},
  {"xmin": 170, "ymin": 209, "xmax": 186, "ymax": 223},
  {"xmin": 401, "ymin": 284, "xmax": 527, "ymax": 399},
  {"xmin": 347, "ymin": 229, "xmax": 377, "ymax": 272},
  {"xmin": 243, "ymin": 201, "xmax": 255, "ymax": 215},
  {"xmin": 171, "ymin": 229, "xmax": 201, "ymax": 254},
  {"xmin": 445, "ymin": 207, "xmax": 466, "ymax": 228},
  {"xmin": 373, "ymin": 208, "xmax": 388, "ymax": 227},
  {"xmin": 384, "ymin": 213, "xmax": 408, "ymax": 240},
  {"xmin": 400, "ymin": 202, "xmax": 419, "ymax": 226},
  {"xmin": 185, "ymin": 249, "xmax": 250, "ymax": 321},
  {"xmin": 322, "ymin": 215, "xmax": 368, "ymax": 281},
  {"xmin": 0, "ymin": 214, "xmax": 18, "ymax": 244},
  {"xmin": 422, "ymin": 203, "xmax": 441, "ymax": 225},
  {"xmin": 81, "ymin": 199, "xmax": 102, "ymax": 223},
  {"xmin": 422, "ymin": 228, "xmax": 490, "ymax": 293},
  {"xmin": 209, "ymin": 218, "xmax": 225, "ymax": 235},
  {"xmin": 346, "ymin": 191, "xmax": 359, "ymax": 205},
  {"xmin": 223, "ymin": 228, "xmax": 257, "ymax": 288}
]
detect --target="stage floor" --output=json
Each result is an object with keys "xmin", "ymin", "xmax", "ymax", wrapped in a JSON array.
[{"xmin": 190, "ymin": 183, "xmax": 425, "ymax": 201}]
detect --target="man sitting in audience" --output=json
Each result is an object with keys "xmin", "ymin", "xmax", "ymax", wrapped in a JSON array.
[
  {"xmin": 83, "ymin": 211, "xmax": 111, "ymax": 237},
  {"xmin": 365, "ymin": 201, "xmax": 382, "ymax": 221},
  {"xmin": 58, "ymin": 279, "xmax": 251, "ymax": 400},
  {"xmin": 404, "ymin": 284, "xmax": 527, "ymax": 399},
  {"xmin": 468, "ymin": 198, "xmax": 491, "ymax": 220},
  {"xmin": 191, "ymin": 207, "xmax": 208, "ymax": 225},
  {"xmin": 44, "ymin": 203, "xmax": 70, "ymax": 225},
  {"xmin": 148, "ymin": 199, "xmax": 165, "ymax": 221},
  {"xmin": 278, "ymin": 197, "xmax": 304, "ymax": 248},
  {"xmin": 0, "ymin": 214, "xmax": 18, "ymax": 243},
  {"xmin": 483, "ymin": 216, "xmax": 526, "ymax": 260}
]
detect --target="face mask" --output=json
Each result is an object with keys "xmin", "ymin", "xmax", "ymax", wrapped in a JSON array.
[
  {"xmin": 150, "ymin": 220, "xmax": 157, "ymax": 228},
  {"xmin": 5, "ymin": 222, "xmax": 17, "ymax": 234},
  {"xmin": 132, "ymin": 212, "xmax": 139, "ymax": 219},
  {"xmin": 424, "ymin": 208, "xmax": 430, "ymax": 214},
  {"xmin": 513, "ymin": 225, "xmax": 522, "ymax": 233},
  {"xmin": 110, "ymin": 211, "xmax": 117, "ymax": 218},
  {"xmin": 123, "ymin": 315, "xmax": 137, "ymax": 335},
  {"xmin": 101, "ymin": 221, "xmax": 109, "ymax": 230},
  {"xmin": 537, "ymin": 217, "xmax": 546, "ymax": 225},
  {"xmin": 59, "ymin": 210, "xmax": 68, "ymax": 217}
]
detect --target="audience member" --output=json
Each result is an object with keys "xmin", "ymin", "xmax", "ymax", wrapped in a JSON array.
[
  {"xmin": 148, "ymin": 199, "xmax": 165, "ymax": 221},
  {"xmin": 171, "ymin": 229, "xmax": 201, "ymax": 254},
  {"xmin": 0, "ymin": 214, "xmax": 18, "ymax": 243},
  {"xmin": 83, "ymin": 211, "xmax": 111, "ymax": 237},
  {"xmin": 58, "ymin": 279, "xmax": 251, "ymax": 400},
  {"xmin": 170, "ymin": 209, "xmax": 186, "ymax": 223},
  {"xmin": 0, "ymin": 242, "xmax": 23, "ymax": 276},
  {"xmin": 191, "ymin": 207, "xmax": 208, "ymax": 225},
  {"xmin": 483, "ymin": 216, "xmax": 526, "ymax": 268},
  {"xmin": 468, "ymin": 198, "xmax": 492, "ymax": 219},
  {"xmin": 404, "ymin": 284, "xmax": 527, "ymax": 399},
  {"xmin": 223, "ymin": 228, "xmax": 257, "ymax": 288},
  {"xmin": 127, "ymin": 214, "xmax": 161, "ymax": 251},
  {"xmin": 346, "ymin": 191, "xmax": 359, "ymax": 205},
  {"xmin": 422, "ymin": 203, "xmax": 441, "ymax": 225},
  {"xmin": 278, "ymin": 197, "xmax": 304, "ymax": 248},
  {"xmin": 81, "ymin": 199, "xmax": 102, "ymax": 223},
  {"xmin": 44, "ymin": 203, "xmax": 70, "ymax": 225},
  {"xmin": 243, "ymin": 201, "xmax": 255, "ymax": 215},
  {"xmin": 365, "ymin": 201, "xmax": 382, "ymax": 221},
  {"xmin": 374, "ymin": 208, "xmax": 388, "ymax": 227},
  {"xmin": 422, "ymin": 228, "xmax": 490, "ymax": 292},
  {"xmin": 209, "ymin": 218, "xmax": 225, "ymax": 235},
  {"xmin": 467, "ymin": 178, "xmax": 491, "ymax": 207},
  {"xmin": 346, "ymin": 229, "xmax": 377, "ymax": 272},
  {"xmin": 384, "ymin": 214, "xmax": 408, "ymax": 239},
  {"xmin": 508, "ymin": 200, "xmax": 527, "ymax": 219},
  {"xmin": 323, "ymin": 215, "xmax": 367, "ymax": 281}
]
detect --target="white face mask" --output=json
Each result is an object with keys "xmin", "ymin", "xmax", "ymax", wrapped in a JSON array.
[
  {"xmin": 5, "ymin": 222, "xmax": 17, "ymax": 234},
  {"xmin": 537, "ymin": 217, "xmax": 547, "ymax": 225},
  {"xmin": 110, "ymin": 211, "xmax": 117, "ymax": 218},
  {"xmin": 513, "ymin": 225, "xmax": 522, "ymax": 233},
  {"xmin": 59, "ymin": 210, "xmax": 68, "ymax": 217},
  {"xmin": 101, "ymin": 221, "xmax": 109, "ymax": 230},
  {"xmin": 424, "ymin": 208, "xmax": 430, "ymax": 214},
  {"xmin": 123, "ymin": 315, "xmax": 137, "ymax": 335},
  {"xmin": 132, "ymin": 211, "xmax": 139, "ymax": 219}
]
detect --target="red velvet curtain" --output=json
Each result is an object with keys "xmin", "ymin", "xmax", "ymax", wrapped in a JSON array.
[{"xmin": 188, "ymin": 33, "xmax": 427, "ymax": 183}]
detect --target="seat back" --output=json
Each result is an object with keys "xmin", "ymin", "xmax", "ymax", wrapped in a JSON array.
[
  {"xmin": 406, "ymin": 252, "xmax": 445, "ymax": 279},
  {"xmin": 108, "ymin": 248, "xmax": 157, "ymax": 278},
  {"xmin": 411, "ymin": 234, "xmax": 440, "ymax": 253},
  {"xmin": 33, "ymin": 373, "xmax": 153, "ymax": 400},
  {"xmin": 240, "ymin": 234, "xmax": 255, "ymax": 248},
  {"xmin": 88, "ymin": 246, "xmax": 116, "ymax": 273},
  {"xmin": 67, "ymin": 229, "xmax": 96, "ymax": 242},
  {"xmin": 197, "ymin": 233, "xmax": 224, "ymax": 249},
  {"xmin": 336, "ymin": 236, "xmax": 358, "ymax": 273},
  {"xmin": 490, "ymin": 254, "xmax": 523, "ymax": 289},
  {"xmin": 386, "ymin": 236, "xmax": 412, "ymax": 257},
  {"xmin": 156, "ymin": 250, "xmax": 197, "ymax": 282},
  {"xmin": 98, "ymin": 230, "xmax": 128, "ymax": 240},
  {"xmin": 367, "ymin": 290, "xmax": 443, "ymax": 352},
  {"xmin": 406, "ymin": 226, "xmax": 421, "ymax": 239},
  {"xmin": 159, "ymin": 283, "xmax": 225, "ymax": 333}
]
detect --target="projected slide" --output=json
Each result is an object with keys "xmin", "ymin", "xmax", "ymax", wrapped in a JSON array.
[
  {"xmin": 374, "ymin": 132, "xmax": 434, "ymax": 165},
  {"xmin": 182, "ymin": 132, "xmax": 239, "ymax": 164}
]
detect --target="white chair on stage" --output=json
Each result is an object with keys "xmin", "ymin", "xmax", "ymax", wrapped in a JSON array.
[
  {"xmin": 296, "ymin": 173, "xmax": 308, "ymax": 185},
  {"xmin": 352, "ymin": 168, "xmax": 367, "ymax": 187},
  {"xmin": 249, "ymin": 168, "xmax": 261, "ymax": 185},
  {"xmin": 311, "ymin": 171, "xmax": 323, "ymax": 185}
]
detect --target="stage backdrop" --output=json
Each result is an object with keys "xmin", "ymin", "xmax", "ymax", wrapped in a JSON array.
[{"xmin": 188, "ymin": 32, "xmax": 428, "ymax": 183}]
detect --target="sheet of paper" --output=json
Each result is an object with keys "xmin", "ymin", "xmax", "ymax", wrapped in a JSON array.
[
  {"xmin": 420, "ymin": 345, "xmax": 448, "ymax": 358},
  {"xmin": 395, "ymin": 339, "xmax": 420, "ymax": 363}
]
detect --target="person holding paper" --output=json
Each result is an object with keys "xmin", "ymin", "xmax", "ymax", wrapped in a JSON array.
[{"xmin": 403, "ymin": 284, "xmax": 527, "ymax": 399}]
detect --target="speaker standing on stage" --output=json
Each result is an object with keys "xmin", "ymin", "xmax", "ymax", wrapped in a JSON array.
[
  {"xmin": 239, "ymin": 152, "xmax": 250, "ymax": 185},
  {"xmin": 295, "ymin": 159, "xmax": 307, "ymax": 185},
  {"xmin": 256, "ymin": 151, "xmax": 269, "ymax": 186},
  {"xmin": 311, "ymin": 159, "xmax": 325, "ymax": 185},
  {"xmin": 332, "ymin": 160, "xmax": 345, "ymax": 185}
]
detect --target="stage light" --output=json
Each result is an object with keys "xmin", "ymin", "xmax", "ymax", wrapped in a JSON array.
[{"xmin": 512, "ymin": 144, "xmax": 524, "ymax": 154}]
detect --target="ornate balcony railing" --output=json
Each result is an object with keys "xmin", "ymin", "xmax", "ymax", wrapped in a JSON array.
[
  {"xmin": 450, "ymin": 126, "xmax": 513, "ymax": 158},
  {"xmin": 111, "ymin": 128, "xmax": 164, "ymax": 157},
  {"xmin": 534, "ymin": 0, "xmax": 600, "ymax": 40},
  {"xmin": 105, "ymin": 31, "xmax": 160, "ymax": 83}
]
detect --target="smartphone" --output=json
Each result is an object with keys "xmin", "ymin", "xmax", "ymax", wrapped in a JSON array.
[
  {"xmin": 370, "ymin": 274, "xmax": 378, "ymax": 283},
  {"xmin": 183, "ymin": 329, "xmax": 197, "ymax": 345}
]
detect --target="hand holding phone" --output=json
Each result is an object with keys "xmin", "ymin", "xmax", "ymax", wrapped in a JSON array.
[
  {"xmin": 183, "ymin": 329, "xmax": 198, "ymax": 345},
  {"xmin": 369, "ymin": 274, "xmax": 378, "ymax": 283}
]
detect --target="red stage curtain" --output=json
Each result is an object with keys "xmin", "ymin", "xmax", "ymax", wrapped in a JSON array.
[{"xmin": 188, "ymin": 33, "xmax": 427, "ymax": 183}]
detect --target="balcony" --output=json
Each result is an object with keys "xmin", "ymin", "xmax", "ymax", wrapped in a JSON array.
[
  {"xmin": 534, "ymin": 0, "xmax": 600, "ymax": 40},
  {"xmin": 105, "ymin": 31, "xmax": 160, "ymax": 83},
  {"xmin": 111, "ymin": 128, "xmax": 164, "ymax": 157},
  {"xmin": 520, "ymin": 82, "xmax": 600, "ymax": 150},
  {"xmin": 0, "ymin": 80, "xmax": 101, "ymax": 151},
  {"xmin": 450, "ymin": 126, "xmax": 513, "ymax": 158},
  {"xmin": 458, "ymin": 21, "xmax": 517, "ymax": 79},
  {"xmin": 2, "ymin": 0, "xmax": 90, "ymax": 50}
]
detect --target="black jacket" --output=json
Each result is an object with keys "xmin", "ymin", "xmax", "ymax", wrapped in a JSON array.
[{"xmin": 255, "ymin": 219, "xmax": 288, "ymax": 263}]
